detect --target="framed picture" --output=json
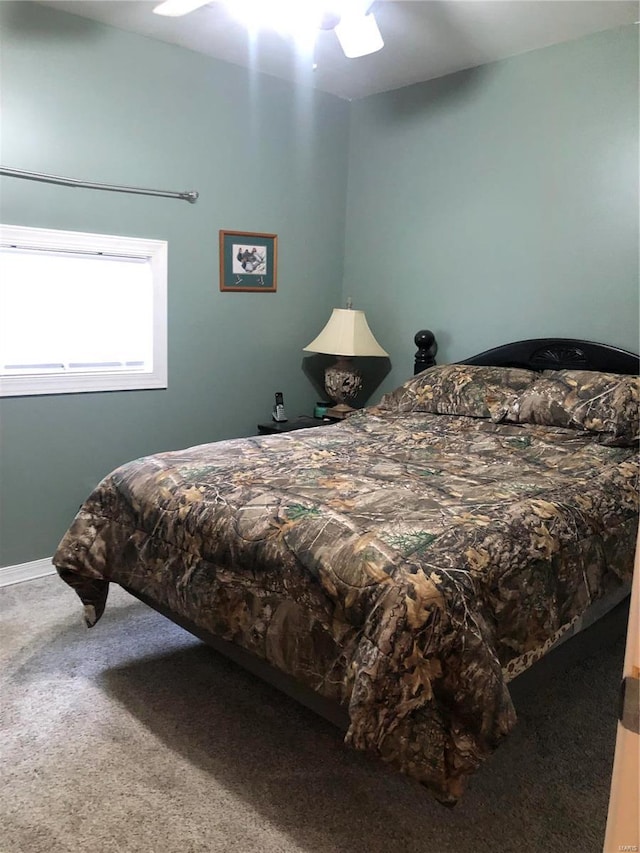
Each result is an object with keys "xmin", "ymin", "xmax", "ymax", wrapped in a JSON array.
[{"xmin": 219, "ymin": 230, "xmax": 278, "ymax": 292}]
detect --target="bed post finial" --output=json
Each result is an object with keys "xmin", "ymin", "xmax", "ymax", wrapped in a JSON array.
[{"xmin": 414, "ymin": 330, "xmax": 437, "ymax": 374}]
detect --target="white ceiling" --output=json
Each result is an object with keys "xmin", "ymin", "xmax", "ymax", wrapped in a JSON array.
[{"xmin": 40, "ymin": 1, "xmax": 639, "ymax": 100}]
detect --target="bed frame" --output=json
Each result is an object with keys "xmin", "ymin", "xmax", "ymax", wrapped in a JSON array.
[
  {"xmin": 414, "ymin": 332, "xmax": 640, "ymax": 375},
  {"xmin": 124, "ymin": 334, "xmax": 639, "ymax": 732}
]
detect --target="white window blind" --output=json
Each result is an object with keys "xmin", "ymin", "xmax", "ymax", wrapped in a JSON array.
[{"xmin": 0, "ymin": 225, "xmax": 167, "ymax": 397}]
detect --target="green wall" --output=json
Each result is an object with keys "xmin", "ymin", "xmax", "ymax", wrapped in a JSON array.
[
  {"xmin": 342, "ymin": 25, "xmax": 640, "ymax": 395},
  {"xmin": 1, "ymin": 7, "xmax": 638, "ymax": 568},
  {"xmin": 0, "ymin": 2, "xmax": 349, "ymax": 566}
]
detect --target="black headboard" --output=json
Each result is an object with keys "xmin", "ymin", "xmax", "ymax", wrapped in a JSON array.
[{"xmin": 414, "ymin": 332, "xmax": 639, "ymax": 376}]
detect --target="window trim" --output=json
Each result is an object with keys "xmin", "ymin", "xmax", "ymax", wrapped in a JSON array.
[{"xmin": 0, "ymin": 224, "xmax": 168, "ymax": 398}]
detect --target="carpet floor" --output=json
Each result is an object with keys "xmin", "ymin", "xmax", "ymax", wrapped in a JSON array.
[{"xmin": 0, "ymin": 575, "xmax": 625, "ymax": 853}]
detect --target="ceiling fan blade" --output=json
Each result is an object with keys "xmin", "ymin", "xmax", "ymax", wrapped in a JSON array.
[
  {"xmin": 153, "ymin": 0, "xmax": 210, "ymax": 17},
  {"xmin": 335, "ymin": 11, "xmax": 383, "ymax": 58}
]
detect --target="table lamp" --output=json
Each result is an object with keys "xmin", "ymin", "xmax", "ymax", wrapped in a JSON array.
[{"xmin": 303, "ymin": 301, "xmax": 388, "ymax": 418}]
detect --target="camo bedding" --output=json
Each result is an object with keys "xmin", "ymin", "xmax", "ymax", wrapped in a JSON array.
[{"xmin": 54, "ymin": 365, "xmax": 639, "ymax": 804}]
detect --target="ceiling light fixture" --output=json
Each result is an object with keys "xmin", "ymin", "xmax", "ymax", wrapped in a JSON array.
[
  {"xmin": 152, "ymin": 0, "xmax": 384, "ymax": 59},
  {"xmin": 222, "ymin": 0, "xmax": 326, "ymax": 38},
  {"xmin": 153, "ymin": 0, "xmax": 212, "ymax": 17},
  {"xmin": 335, "ymin": 11, "xmax": 383, "ymax": 58}
]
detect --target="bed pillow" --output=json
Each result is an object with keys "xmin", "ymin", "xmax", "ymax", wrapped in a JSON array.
[
  {"xmin": 500, "ymin": 369, "xmax": 640, "ymax": 446},
  {"xmin": 377, "ymin": 363, "xmax": 537, "ymax": 418}
]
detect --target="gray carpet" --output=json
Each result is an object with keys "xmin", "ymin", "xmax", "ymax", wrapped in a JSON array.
[{"xmin": 0, "ymin": 575, "xmax": 625, "ymax": 853}]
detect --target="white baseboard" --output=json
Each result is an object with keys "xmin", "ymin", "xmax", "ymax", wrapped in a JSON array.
[{"xmin": 0, "ymin": 557, "xmax": 55, "ymax": 588}]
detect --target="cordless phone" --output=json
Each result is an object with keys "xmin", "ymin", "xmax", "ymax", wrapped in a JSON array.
[{"xmin": 272, "ymin": 392, "xmax": 287, "ymax": 423}]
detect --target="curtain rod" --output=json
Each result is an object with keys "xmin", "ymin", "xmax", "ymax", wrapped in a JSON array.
[{"xmin": 0, "ymin": 166, "xmax": 199, "ymax": 204}]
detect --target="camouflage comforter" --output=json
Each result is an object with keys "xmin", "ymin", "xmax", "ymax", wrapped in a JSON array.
[{"xmin": 54, "ymin": 366, "xmax": 639, "ymax": 803}]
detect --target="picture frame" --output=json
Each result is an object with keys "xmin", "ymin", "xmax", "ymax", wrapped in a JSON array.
[{"xmin": 219, "ymin": 230, "xmax": 278, "ymax": 292}]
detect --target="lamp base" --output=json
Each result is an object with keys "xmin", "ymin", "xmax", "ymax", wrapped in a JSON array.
[
  {"xmin": 324, "ymin": 357, "xmax": 362, "ymax": 417},
  {"xmin": 325, "ymin": 403, "xmax": 356, "ymax": 420}
]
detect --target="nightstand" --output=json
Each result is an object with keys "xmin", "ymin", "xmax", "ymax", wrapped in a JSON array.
[{"xmin": 257, "ymin": 415, "xmax": 338, "ymax": 436}]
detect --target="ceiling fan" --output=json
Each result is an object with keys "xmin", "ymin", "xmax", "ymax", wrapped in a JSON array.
[{"xmin": 152, "ymin": 0, "xmax": 384, "ymax": 58}]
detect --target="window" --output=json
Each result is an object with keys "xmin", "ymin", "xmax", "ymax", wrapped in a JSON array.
[{"xmin": 0, "ymin": 224, "xmax": 167, "ymax": 397}]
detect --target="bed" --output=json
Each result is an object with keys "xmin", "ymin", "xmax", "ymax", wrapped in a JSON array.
[{"xmin": 54, "ymin": 336, "xmax": 640, "ymax": 804}]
